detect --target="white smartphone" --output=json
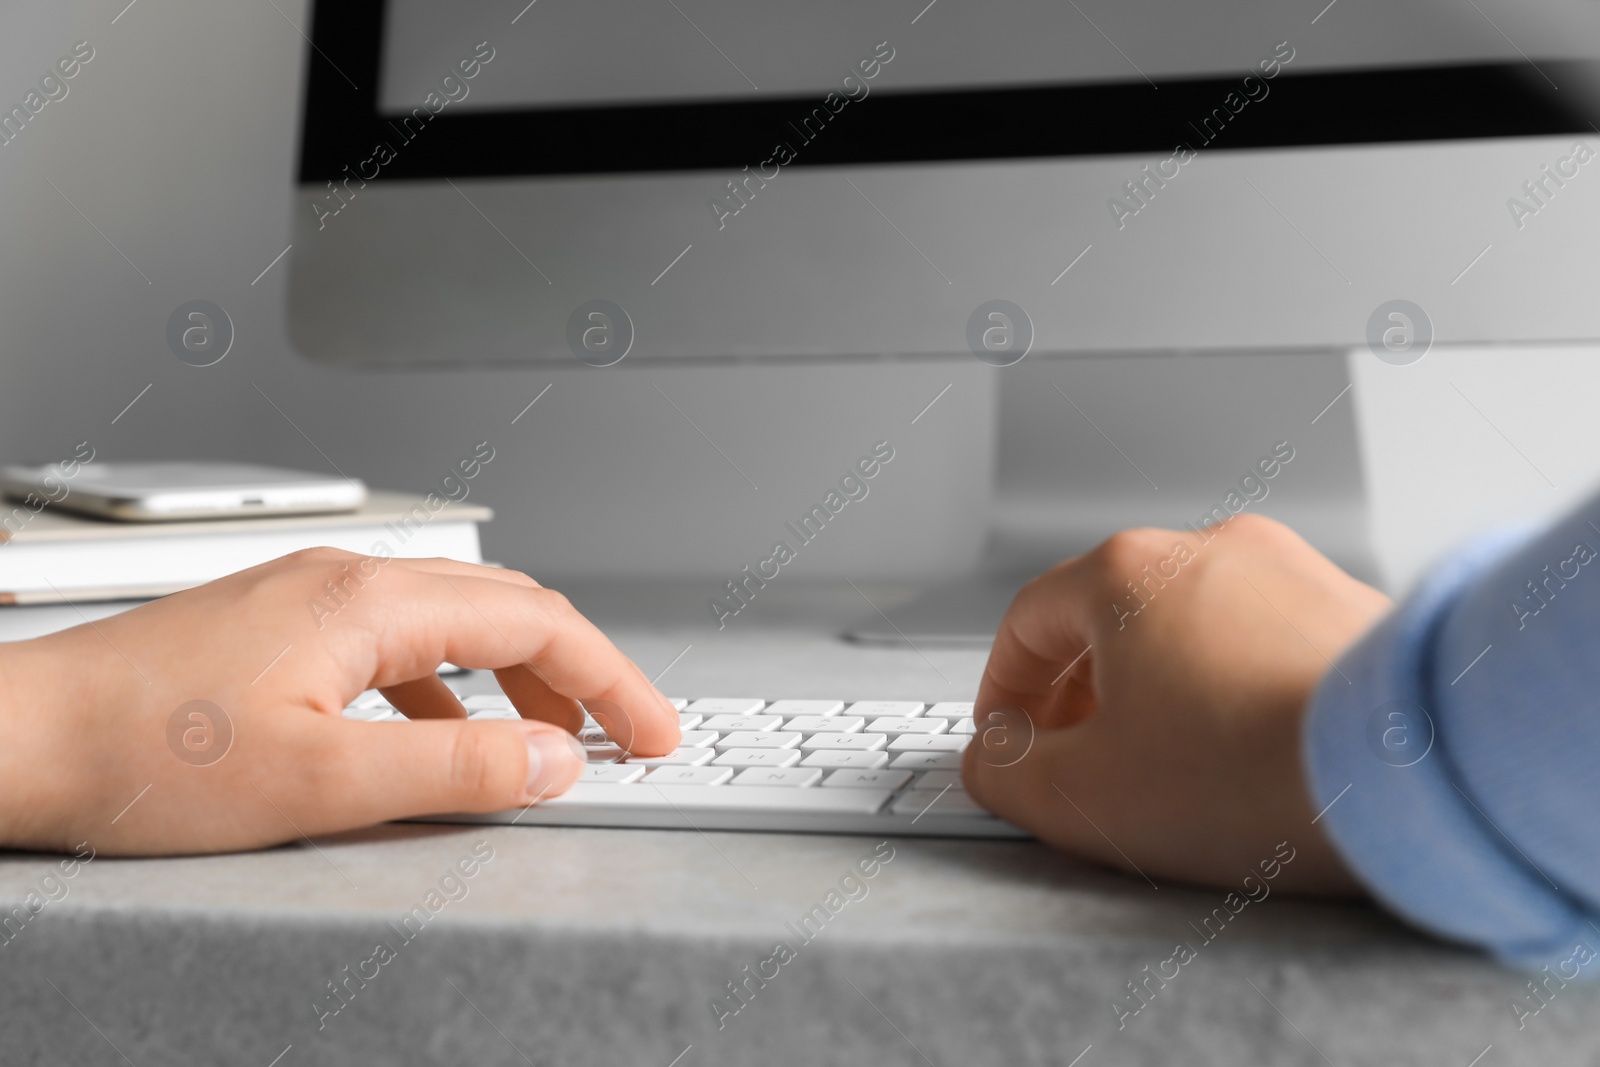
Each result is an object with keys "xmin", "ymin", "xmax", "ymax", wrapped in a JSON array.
[{"xmin": 0, "ymin": 461, "xmax": 367, "ymax": 522}]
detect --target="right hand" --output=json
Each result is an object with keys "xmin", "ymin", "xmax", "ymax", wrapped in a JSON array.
[{"xmin": 961, "ymin": 515, "xmax": 1391, "ymax": 893}]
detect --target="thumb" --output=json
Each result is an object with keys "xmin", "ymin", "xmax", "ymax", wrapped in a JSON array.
[{"xmin": 296, "ymin": 715, "xmax": 588, "ymax": 830}]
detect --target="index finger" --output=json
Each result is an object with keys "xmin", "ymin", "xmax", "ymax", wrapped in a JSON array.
[{"xmin": 357, "ymin": 571, "xmax": 680, "ymax": 756}]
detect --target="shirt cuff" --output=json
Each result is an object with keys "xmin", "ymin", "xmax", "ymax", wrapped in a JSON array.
[{"xmin": 1302, "ymin": 528, "xmax": 1595, "ymax": 970}]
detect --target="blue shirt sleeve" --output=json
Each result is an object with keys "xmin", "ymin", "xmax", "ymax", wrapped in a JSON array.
[{"xmin": 1304, "ymin": 488, "xmax": 1600, "ymax": 971}]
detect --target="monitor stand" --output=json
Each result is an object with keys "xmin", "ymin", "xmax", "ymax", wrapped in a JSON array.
[
  {"xmin": 842, "ymin": 348, "xmax": 1378, "ymax": 647},
  {"xmin": 840, "ymin": 573, "xmax": 1026, "ymax": 648}
]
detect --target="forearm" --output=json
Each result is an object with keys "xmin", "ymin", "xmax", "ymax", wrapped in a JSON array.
[
  {"xmin": 0, "ymin": 632, "xmax": 126, "ymax": 851},
  {"xmin": 0, "ymin": 638, "xmax": 66, "ymax": 848}
]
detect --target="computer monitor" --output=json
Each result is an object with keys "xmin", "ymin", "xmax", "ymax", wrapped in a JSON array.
[{"xmin": 288, "ymin": 0, "xmax": 1600, "ymax": 367}]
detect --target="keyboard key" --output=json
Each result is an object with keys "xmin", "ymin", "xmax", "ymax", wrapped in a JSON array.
[
  {"xmin": 763, "ymin": 699, "xmax": 846, "ymax": 717},
  {"xmin": 678, "ymin": 713, "xmax": 703, "ymax": 730},
  {"xmin": 541, "ymin": 782, "xmax": 892, "ymax": 814},
  {"xmin": 688, "ymin": 698, "xmax": 766, "ymax": 715},
  {"xmin": 342, "ymin": 704, "xmax": 395, "ymax": 721},
  {"xmin": 889, "ymin": 751, "xmax": 962, "ymax": 770},
  {"xmin": 666, "ymin": 697, "xmax": 689, "ymax": 711},
  {"xmin": 868, "ymin": 717, "xmax": 947, "ymax": 735},
  {"xmin": 730, "ymin": 767, "xmax": 823, "ymax": 787},
  {"xmin": 629, "ymin": 748, "xmax": 716, "ymax": 767},
  {"xmin": 678, "ymin": 730, "xmax": 720, "ymax": 748},
  {"xmin": 891, "ymin": 789, "xmax": 991, "ymax": 817},
  {"xmin": 925, "ymin": 702, "xmax": 975, "ymax": 719},
  {"xmin": 788, "ymin": 715, "xmax": 865, "ymax": 734},
  {"xmin": 578, "ymin": 727, "xmax": 611, "ymax": 745},
  {"xmin": 951, "ymin": 719, "xmax": 976, "ymax": 734},
  {"xmin": 915, "ymin": 770, "xmax": 964, "ymax": 791},
  {"xmin": 640, "ymin": 766, "xmax": 734, "ymax": 786},
  {"xmin": 800, "ymin": 750, "xmax": 890, "ymax": 769},
  {"xmin": 801, "ymin": 733, "xmax": 887, "ymax": 752},
  {"xmin": 716, "ymin": 731, "xmax": 801, "ymax": 749},
  {"xmin": 713, "ymin": 748, "xmax": 803, "ymax": 768},
  {"xmin": 823, "ymin": 769, "xmax": 913, "ymax": 791},
  {"xmin": 584, "ymin": 745, "xmax": 628, "ymax": 763},
  {"xmin": 701, "ymin": 714, "xmax": 783, "ymax": 731},
  {"xmin": 581, "ymin": 764, "xmax": 646, "ymax": 784},
  {"xmin": 467, "ymin": 707, "xmax": 521, "ymax": 721},
  {"xmin": 888, "ymin": 734, "xmax": 968, "ymax": 752},
  {"xmin": 848, "ymin": 701, "xmax": 926, "ymax": 718}
]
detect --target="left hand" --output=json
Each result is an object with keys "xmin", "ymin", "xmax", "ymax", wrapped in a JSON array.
[{"xmin": 0, "ymin": 549, "xmax": 680, "ymax": 855}]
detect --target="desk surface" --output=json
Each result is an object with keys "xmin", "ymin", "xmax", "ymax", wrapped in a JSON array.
[{"xmin": 0, "ymin": 584, "xmax": 1590, "ymax": 1066}]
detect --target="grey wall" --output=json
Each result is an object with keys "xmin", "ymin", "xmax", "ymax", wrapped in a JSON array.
[
  {"xmin": 4, "ymin": 1, "xmax": 1599, "ymax": 594},
  {"xmin": 993, "ymin": 345, "xmax": 1600, "ymax": 592},
  {"xmin": 0, "ymin": 1, "xmax": 994, "ymax": 583}
]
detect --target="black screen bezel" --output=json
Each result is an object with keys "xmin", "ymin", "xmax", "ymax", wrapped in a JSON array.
[{"xmin": 297, "ymin": 0, "xmax": 1595, "ymax": 184}]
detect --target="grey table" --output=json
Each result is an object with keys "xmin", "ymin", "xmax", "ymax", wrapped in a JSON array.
[{"xmin": 0, "ymin": 584, "xmax": 1591, "ymax": 1066}]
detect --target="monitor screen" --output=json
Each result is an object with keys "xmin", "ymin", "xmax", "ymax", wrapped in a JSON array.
[{"xmin": 289, "ymin": 0, "xmax": 1600, "ymax": 368}]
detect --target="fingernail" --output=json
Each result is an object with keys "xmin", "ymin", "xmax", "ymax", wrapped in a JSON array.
[{"xmin": 523, "ymin": 726, "xmax": 586, "ymax": 803}]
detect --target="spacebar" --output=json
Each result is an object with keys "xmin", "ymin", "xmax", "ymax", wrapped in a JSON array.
[{"xmin": 540, "ymin": 783, "xmax": 892, "ymax": 814}]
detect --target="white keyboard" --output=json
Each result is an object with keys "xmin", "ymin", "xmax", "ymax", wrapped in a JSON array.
[{"xmin": 342, "ymin": 694, "xmax": 1027, "ymax": 839}]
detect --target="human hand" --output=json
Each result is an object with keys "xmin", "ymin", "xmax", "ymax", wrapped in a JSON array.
[
  {"xmin": 0, "ymin": 549, "xmax": 679, "ymax": 855},
  {"xmin": 962, "ymin": 515, "xmax": 1392, "ymax": 894}
]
